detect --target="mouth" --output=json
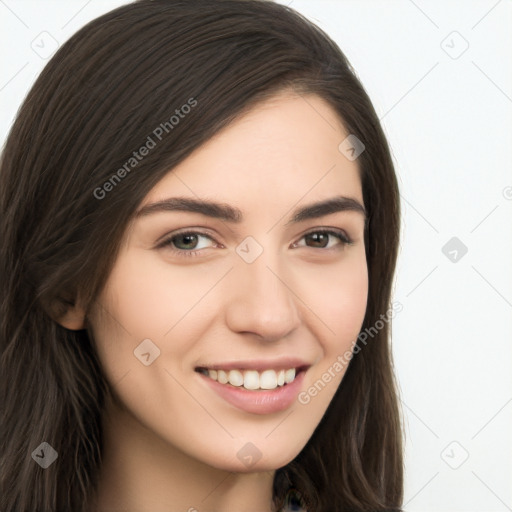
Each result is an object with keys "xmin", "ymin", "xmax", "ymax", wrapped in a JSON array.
[
  {"xmin": 194, "ymin": 358, "xmax": 312, "ymax": 414},
  {"xmin": 194, "ymin": 365, "xmax": 308, "ymax": 391}
]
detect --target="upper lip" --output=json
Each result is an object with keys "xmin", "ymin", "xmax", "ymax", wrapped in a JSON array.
[{"xmin": 195, "ymin": 357, "xmax": 311, "ymax": 372}]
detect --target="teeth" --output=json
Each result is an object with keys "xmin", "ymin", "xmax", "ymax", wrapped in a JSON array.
[
  {"xmin": 201, "ymin": 367, "xmax": 299, "ymax": 390},
  {"xmin": 260, "ymin": 370, "xmax": 277, "ymax": 389},
  {"xmin": 243, "ymin": 370, "xmax": 260, "ymax": 390},
  {"xmin": 284, "ymin": 368, "xmax": 296, "ymax": 384},
  {"xmin": 228, "ymin": 369, "xmax": 244, "ymax": 387}
]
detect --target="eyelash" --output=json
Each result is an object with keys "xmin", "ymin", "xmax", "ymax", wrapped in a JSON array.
[{"xmin": 157, "ymin": 228, "xmax": 354, "ymax": 259}]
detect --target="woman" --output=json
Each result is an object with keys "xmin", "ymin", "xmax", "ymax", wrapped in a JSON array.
[{"xmin": 0, "ymin": 1, "xmax": 404, "ymax": 510}]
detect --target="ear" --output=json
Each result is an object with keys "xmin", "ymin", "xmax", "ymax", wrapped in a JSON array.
[
  {"xmin": 44, "ymin": 296, "xmax": 87, "ymax": 331},
  {"xmin": 56, "ymin": 304, "xmax": 86, "ymax": 330}
]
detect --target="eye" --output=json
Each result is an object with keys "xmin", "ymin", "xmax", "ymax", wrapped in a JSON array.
[
  {"xmin": 157, "ymin": 227, "xmax": 353, "ymax": 259},
  {"xmin": 292, "ymin": 229, "xmax": 353, "ymax": 250},
  {"xmin": 157, "ymin": 230, "xmax": 219, "ymax": 258}
]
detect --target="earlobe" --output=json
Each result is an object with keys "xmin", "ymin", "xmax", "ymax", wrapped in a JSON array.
[
  {"xmin": 57, "ymin": 305, "xmax": 86, "ymax": 330},
  {"xmin": 44, "ymin": 297, "xmax": 87, "ymax": 331}
]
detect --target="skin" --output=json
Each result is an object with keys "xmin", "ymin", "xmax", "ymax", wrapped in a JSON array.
[{"xmin": 63, "ymin": 91, "xmax": 368, "ymax": 512}]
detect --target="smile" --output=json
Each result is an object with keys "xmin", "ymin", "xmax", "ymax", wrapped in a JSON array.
[
  {"xmin": 195, "ymin": 367, "xmax": 299, "ymax": 391},
  {"xmin": 194, "ymin": 358, "xmax": 311, "ymax": 414}
]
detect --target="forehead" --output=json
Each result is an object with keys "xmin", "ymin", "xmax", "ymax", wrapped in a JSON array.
[{"xmin": 141, "ymin": 92, "xmax": 363, "ymax": 218}]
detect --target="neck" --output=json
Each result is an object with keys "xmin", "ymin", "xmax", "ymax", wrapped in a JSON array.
[{"xmin": 90, "ymin": 395, "xmax": 277, "ymax": 512}]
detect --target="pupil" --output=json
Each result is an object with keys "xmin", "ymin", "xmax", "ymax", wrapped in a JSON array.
[
  {"xmin": 179, "ymin": 234, "xmax": 197, "ymax": 249},
  {"xmin": 308, "ymin": 232, "xmax": 327, "ymax": 248}
]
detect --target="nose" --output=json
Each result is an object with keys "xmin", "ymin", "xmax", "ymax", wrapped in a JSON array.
[{"xmin": 224, "ymin": 251, "xmax": 302, "ymax": 342}]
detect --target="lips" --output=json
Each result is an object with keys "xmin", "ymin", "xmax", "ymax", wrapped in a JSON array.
[
  {"xmin": 196, "ymin": 366, "xmax": 308, "ymax": 415},
  {"xmin": 195, "ymin": 357, "xmax": 311, "ymax": 372},
  {"xmin": 194, "ymin": 358, "xmax": 310, "ymax": 392}
]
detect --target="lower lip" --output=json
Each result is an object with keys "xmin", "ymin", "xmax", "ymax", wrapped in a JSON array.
[{"xmin": 197, "ymin": 371, "xmax": 306, "ymax": 415}]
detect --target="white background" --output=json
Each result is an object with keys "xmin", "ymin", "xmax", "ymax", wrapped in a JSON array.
[{"xmin": 1, "ymin": 1, "xmax": 511, "ymax": 510}]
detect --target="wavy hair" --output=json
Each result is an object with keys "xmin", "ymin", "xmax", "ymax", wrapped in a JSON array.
[{"xmin": 0, "ymin": 1, "xmax": 403, "ymax": 510}]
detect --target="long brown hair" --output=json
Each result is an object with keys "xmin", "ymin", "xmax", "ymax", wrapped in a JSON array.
[{"xmin": 0, "ymin": 1, "xmax": 403, "ymax": 510}]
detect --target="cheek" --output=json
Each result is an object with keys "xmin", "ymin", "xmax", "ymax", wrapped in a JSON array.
[
  {"xmin": 332, "ymin": 260, "xmax": 368, "ymax": 347},
  {"xmin": 88, "ymin": 251, "xmax": 232, "ymax": 384},
  {"xmin": 294, "ymin": 250, "xmax": 368, "ymax": 402},
  {"xmin": 299, "ymin": 250, "xmax": 368, "ymax": 351},
  {"xmin": 96, "ymin": 251, "xmax": 223, "ymax": 339}
]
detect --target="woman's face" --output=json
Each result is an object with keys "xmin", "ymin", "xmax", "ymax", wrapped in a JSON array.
[{"xmin": 87, "ymin": 91, "xmax": 368, "ymax": 472}]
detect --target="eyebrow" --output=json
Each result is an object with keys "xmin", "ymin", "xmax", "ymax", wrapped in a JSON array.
[{"xmin": 135, "ymin": 195, "xmax": 366, "ymax": 225}]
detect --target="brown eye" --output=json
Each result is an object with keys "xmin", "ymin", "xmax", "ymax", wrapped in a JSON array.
[{"xmin": 297, "ymin": 229, "xmax": 352, "ymax": 250}]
